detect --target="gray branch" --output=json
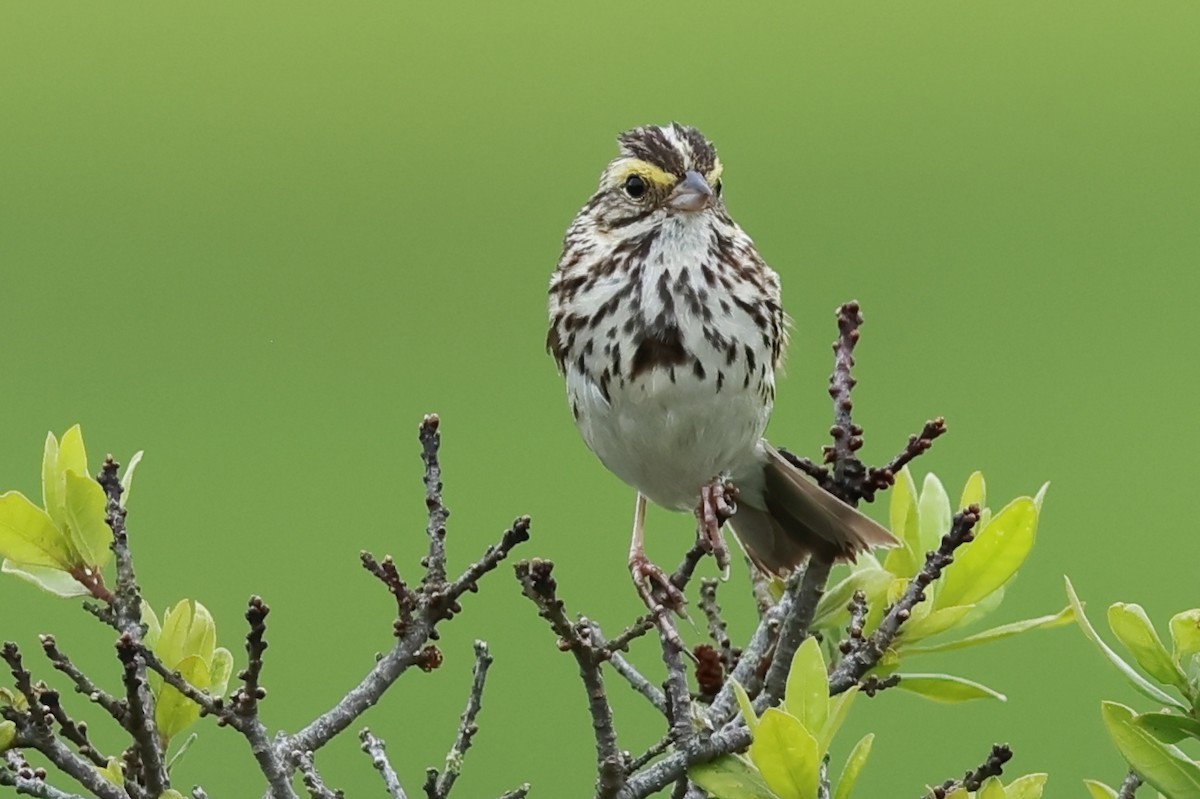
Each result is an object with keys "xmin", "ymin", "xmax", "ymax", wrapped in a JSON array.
[
  {"xmin": 1118, "ymin": 770, "xmax": 1142, "ymax": 799},
  {"xmin": 429, "ymin": 641, "xmax": 494, "ymax": 799},
  {"xmin": 358, "ymin": 729, "xmax": 407, "ymax": 799}
]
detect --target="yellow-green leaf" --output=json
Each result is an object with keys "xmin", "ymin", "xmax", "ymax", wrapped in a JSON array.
[
  {"xmin": 0, "ymin": 491, "xmax": 73, "ymax": 569},
  {"xmin": 917, "ymin": 473, "xmax": 952, "ymax": 558},
  {"xmin": 57, "ymin": 426, "xmax": 89, "ymax": 486},
  {"xmin": 1005, "ymin": 773, "xmax": 1048, "ymax": 799},
  {"xmin": 689, "ymin": 754, "xmax": 777, "ymax": 799},
  {"xmin": 784, "ymin": 637, "xmax": 828, "ymax": 737},
  {"xmin": 155, "ymin": 655, "xmax": 210, "ymax": 741},
  {"xmin": 886, "ymin": 467, "xmax": 921, "ymax": 578},
  {"xmin": 936, "ymin": 498, "xmax": 1037, "ymax": 610},
  {"xmin": 143, "ymin": 601, "xmax": 162, "ymax": 650},
  {"xmin": 1082, "ymin": 779, "xmax": 1119, "ymax": 799},
  {"xmin": 1134, "ymin": 711, "xmax": 1200, "ymax": 745},
  {"xmin": 893, "ymin": 673, "xmax": 1006, "ymax": 703},
  {"xmin": 158, "ymin": 600, "xmax": 217, "ymax": 669},
  {"xmin": 1108, "ymin": 603, "xmax": 1189, "ymax": 693},
  {"xmin": 120, "ymin": 450, "xmax": 144, "ymax": 508},
  {"xmin": 209, "ymin": 647, "xmax": 233, "ymax": 697},
  {"xmin": 899, "ymin": 605, "xmax": 975, "ymax": 643},
  {"xmin": 1169, "ymin": 610, "xmax": 1200, "ymax": 660},
  {"xmin": 96, "ymin": 756, "xmax": 124, "ymax": 785},
  {"xmin": 42, "ymin": 432, "xmax": 64, "ymax": 529},
  {"xmin": 819, "ymin": 687, "xmax": 858, "ymax": 754},
  {"xmin": 1066, "ymin": 578, "xmax": 1186, "ymax": 711},
  {"xmin": 1, "ymin": 560, "xmax": 89, "ymax": 597},
  {"xmin": 0, "ymin": 720, "xmax": 15, "ymax": 752},
  {"xmin": 977, "ymin": 776, "xmax": 1004, "ymax": 799},
  {"xmin": 959, "ymin": 471, "xmax": 986, "ymax": 511},
  {"xmin": 903, "ymin": 606, "xmax": 1075, "ymax": 657},
  {"xmin": 64, "ymin": 471, "xmax": 112, "ymax": 568},
  {"xmin": 832, "ymin": 733, "xmax": 873, "ymax": 799},
  {"xmin": 813, "ymin": 568, "xmax": 891, "ymax": 630},
  {"xmin": 1101, "ymin": 701, "xmax": 1200, "ymax": 798},
  {"xmin": 733, "ymin": 679, "xmax": 759, "ymax": 734},
  {"xmin": 750, "ymin": 708, "xmax": 820, "ymax": 799}
]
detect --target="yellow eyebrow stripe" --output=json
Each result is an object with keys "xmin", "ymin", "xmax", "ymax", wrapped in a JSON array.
[{"xmin": 616, "ymin": 158, "xmax": 678, "ymax": 189}]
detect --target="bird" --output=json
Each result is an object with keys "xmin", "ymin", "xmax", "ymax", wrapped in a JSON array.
[{"xmin": 546, "ymin": 123, "xmax": 896, "ymax": 610}]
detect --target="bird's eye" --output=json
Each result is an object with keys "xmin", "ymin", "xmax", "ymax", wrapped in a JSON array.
[
  {"xmin": 623, "ymin": 174, "xmax": 647, "ymax": 199},
  {"xmin": 714, "ymin": 179, "xmax": 723, "ymax": 197}
]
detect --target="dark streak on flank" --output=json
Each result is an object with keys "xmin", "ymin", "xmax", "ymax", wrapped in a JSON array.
[{"xmin": 630, "ymin": 325, "xmax": 690, "ymax": 379}]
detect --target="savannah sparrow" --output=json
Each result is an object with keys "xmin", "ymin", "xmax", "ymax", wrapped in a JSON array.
[{"xmin": 547, "ymin": 123, "xmax": 894, "ymax": 608}]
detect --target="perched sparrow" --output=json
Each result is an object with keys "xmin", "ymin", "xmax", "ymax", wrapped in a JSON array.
[{"xmin": 547, "ymin": 123, "xmax": 895, "ymax": 608}]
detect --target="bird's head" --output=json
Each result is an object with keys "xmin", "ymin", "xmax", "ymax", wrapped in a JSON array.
[{"xmin": 584, "ymin": 123, "xmax": 726, "ymax": 230}]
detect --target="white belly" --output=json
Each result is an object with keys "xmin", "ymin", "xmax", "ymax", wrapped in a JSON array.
[{"xmin": 570, "ymin": 366, "xmax": 770, "ymax": 511}]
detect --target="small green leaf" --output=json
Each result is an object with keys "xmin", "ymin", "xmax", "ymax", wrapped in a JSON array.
[
  {"xmin": 751, "ymin": 708, "xmax": 820, "ymax": 799},
  {"xmin": 917, "ymin": 473, "xmax": 952, "ymax": 558},
  {"xmin": 0, "ymin": 491, "xmax": 73, "ymax": 569},
  {"xmin": 1134, "ymin": 711, "xmax": 1200, "ymax": 744},
  {"xmin": 903, "ymin": 606, "xmax": 1075, "ymax": 657},
  {"xmin": 1102, "ymin": 701, "xmax": 1200, "ymax": 798},
  {"xmin": 155, "ymin": 655, "xmax": 210, "ymax": 742},
  {"xmin": 64, "ymin": 471, "xmax": 112, "ymax": 568},
  {"xmin": 977, "ymin": 776, "xmax": 1005, "ymax": 799},
  {"xmin": 1108, "ymin": 603, "xmax": 1189, "ymax": 693},
  {"xmin": 689, "ymin": 754, "xmax": 778, "ymax": 799},
  {"xmin": 819, "ymin": 687, "xmax": 858, "ymax": 754},
  {"xmin": 158, "ymin": 600, "xmax": 217, "ymax": 669},
  {"xmin": 1033, "ymin": 481, "xmax": 1050, "ymax": 510},
  {"xmin": 159, "ymin": 791, "xmax": 188, "ymax": 799},
  {"xmin": 209, "ymin": 647, "xmax": 233, "ymax": 697},
  {"xmin": 885, "ymin": 467, "xmax": 922, "ymax": 578},
  {"xmin": 813, "ymin": 568, "xmax": 892, "ymax": 630},
  {"xmin": 959, "ymin": 471, "xmax": 986, "ymax": 511},
  {"xmin": 166, "ymin": 731, "xmax": 199, "ymax": 773},
  {"xmin": 936, "ymin": 498, "xmax": 1037, "ymax": 610},
  {"xmin": 120, "ymin": 451, "xmax": 144, "ymax": 508},
  {"xmin": 1, "ymin": 560, "xmax": 89, "ymax": 597},
  {"xmin": 142, "ymin": 601, "xmax": 162, "ymax": 650},
  {"xmin": 42, "ymin": 432, "xmax": 64, "ymax": 529},
  {"xmin": 1066, "ymin": 578, "xmax": 1187, "ymax": 711},
  {"xmin": 784, "ymin": 638, "xmax": 828, "ymax": 737},
  {"xmin": 899, "ymin": 605, "xmax": 975, "ymax": 643},
  {"xmin": 1082, "ymin": 780, "xmax": 1119, "ymax": 799},
  {"xmin": 1005, "ymin": 773, "xmax": 1048, "ymax": 799},
  {"xmin": 1169, "ymin": 610, "xmax": 1200, "ymax": 660},
  {"xmin": 0, "ymin": 720, "xmax": 15, "ymax": 752},
  {"xmin": 733, "ymin": 679, "xmax": 759, "ymax": 734},
  {"xmin": 832, "ymin": 733, "xmax": 873, "ymax": 799},
  {"xmin": 56, "ymin": 426, "xmax": 89, "ymax": 489},
  {"xmin": 893, "ymin": 673, "xmax": 1007, "ymax": 703},
  {"xmin": 96, "ymin": 756, "xmax": 124, "ymax": 785}
]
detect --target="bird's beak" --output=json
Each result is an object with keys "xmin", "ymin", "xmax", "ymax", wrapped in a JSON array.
[{"xmin": 668, "ymin": 170, "xmax": 714, "ymax": 212}]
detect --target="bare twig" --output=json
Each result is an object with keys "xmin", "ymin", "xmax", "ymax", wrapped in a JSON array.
[
  {"xmin": 359, "ymin": 729, "xmax": 408, "ymax": 799},
  {"xmin": 98, "ymin": 456, "xmax": 168, "ymax": 796},
  {"xmin": 233, "ymin": 596, "xmax": 270, "ymax": 718},
  {"xmin": 760, "ymin": 558, "xmax": 832, "ymax": 706},
  {"xmin": 698, "ymin": 580, "xmax": 735, "ymax": 672},
  {"xmin": 428, "ymin": 641, "xmax": 494, "ymax": 798},
  {"xmin": 829, "ymin": 506, "xmax": 980, "ymax": 695},
  {"xmin": 293, "ymin": 750, "xmax": 341, "ymax": 799},
  {"xmin": 38, "ymin": 634, "xmax": 126, "ymax": 727},
  {"xmin": 494, "ymin": 786, "xmax": 530, "ymax": 799},
  {"xmin": 516, "ymin": 560, "xmax": 624, "ymax": 798},
  {"xmin": 0, "ymin": 754, "xmax": 90, "ymax": 799},
  {"xmin": 421, "ymin": 414, "xmax": 450, "ymax": 589},
  {"xmin": 926, "ymin": 744, "xmax": 1013, "ymax": 797},
  {"xmin": 192, "ymin": 788, "xmax": 210, "ymax": 799},
  {"xmin": 1118, "ymin": 770, "xmax": 1142, "ymax": 799},
  {"xmin": 626, "ymin": 734, "xmax": 673, "ymax": 773},
  {"xmin": 606, "ymin": 650, "xmax": 666, "ymax": 714}
]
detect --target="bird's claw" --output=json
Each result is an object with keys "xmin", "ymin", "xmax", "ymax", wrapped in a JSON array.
[
  {"xmin": 630, "ymin": 555, "xmax": 687, "ymax": 617},
  {"xmin": 697, "ymin": 478, "xmax": 737, "ymax": 578}
]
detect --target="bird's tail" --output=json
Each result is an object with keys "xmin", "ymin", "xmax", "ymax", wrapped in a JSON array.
[{"xmin": 728, "ymin": 442, "xmax": 898, "ymax": 575}]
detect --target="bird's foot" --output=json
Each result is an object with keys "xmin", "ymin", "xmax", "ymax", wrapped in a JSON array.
[
  {"xmin": 630, "ymin": 554, "xmax": 687, "ymax": 619},
  {"xmin": 696, "ymin": 478, "xmax": 738, "ymax": 577}
]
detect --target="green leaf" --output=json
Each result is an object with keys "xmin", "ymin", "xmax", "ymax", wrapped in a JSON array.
[
  {"xmin": 1, "ymin": 560, "xmax": 89, "ymax": 597},
  {"xmin": 903, "ymin": 606, "xmax": 1075, "ymax": 656},
  {"xmin": 813, "ymin": 568, "xmax": 892, "ymax": 630},
  {"xmin": 142, "ymin": 601, "xmax": 162, "ymax": 650},
  {"xmin": 159, "ymin": 792, "xmax": 188, "ymax": 799},
  {"xmin": 885, "ymin": 467, "xmax": 921, "ymax": 578},
  {"xmin": 1082, "ymin": 780, "xmax": 1119, "ymax": 799},
  {"xmin": 959, "ymin": 471, "xmax": 986, "ymax": 511},
  {"xmin": 784, "ymin": 638, "xmax": 828, "ymax": 737},
  {"xmin": 936, "ymin": 498, "xmax": 1037, "ymax": 610},
  {"xmin": 209, "ymin": 647, "xmax": 233, "ymax": 697},
  {"xmin": 892, "ymin": 673, "xmax": 1007, "ymax": 703},
  {"xmin": 157, "ymin": 600, "xmax": 217, "ymax": 669},
  {"xmin": 1065, "ymin": 577, "xmax": 1187, "ymax": 711},
  {"xmin": 689, "ymin": 755, "xmax": 778, "ymax": 799},
  {"xmin": 819, "ymin": 687, "xmax": 858, "ymax": 754},
  {"xmin": 166, "ymin": 732, "xmax": 199, "ymax": 773},
  {"xmin": 96, "ymin": 756, "xmax": 124, "ymax": 786},
  {"xmin": 1108, "ymin": 603, "xmax": 1189, "ymax": 693},
  {"xmin": 155, "ymin": 655, "xmax": 210, "ymax": 742},
  {"xmin": 899, "ymin": 605, "xmax": 975, "ymax": 643},
  {"xmin": 0, "ymin": 720, "xmax": 15, "ymax": 752},
  {"xmin": 1005, "ymin": 773, "xmax": 1048, "ymax": 799},
  {"xmin": 1033, "ymin": 481, "xmax": 1050, "ymax": 510},
  {"xmin": 977, "ymin": 776, "xmax": 1005, "ymax": 799},
  {"xmin": 917, "ymin": 473, "xmax": 952, "ymax": 559},
  {"xmin": 733, "ymin": 679, "xmax": 759, "ymax": 734},
  {"xmin": 750, "ymin": 708, "xmax": 820, "ymax": 799},
  {"xmin": 42, "ymin": 432, "xmax": 64, "ymax": 529},
  {"xmin": 57, "ymin": 425, "xmax": 89, "ymax": 488},
  {"xmin": 120, "ymin": 450, "xmax": 144, "ymax": 508},
  {"xmin": 1170, "ymin": 610, "xmax": 1200, "ymax": 660},
  {"xmin": 832, "ymin": 733, "xmax": 873, "ymax": 799},
  {"xmin": 64, "ymin": 471, "xmax": 112, "ymax": 568},
  {"xmin": 1134, "ymin": 712, "xmax": 1200, "ymax": 745},
  {"xmin": 1101, "ymin": 701, "xmax": 1200, "ymax": 798},
  {"xmin": 0, "ymin": 491, "xmax": 73, "ymax": 569}
]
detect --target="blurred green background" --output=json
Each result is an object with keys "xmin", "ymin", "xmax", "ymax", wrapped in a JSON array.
[{"xmin": 2, "ymin": 1, "xmax": 1198, "ymax": 795}]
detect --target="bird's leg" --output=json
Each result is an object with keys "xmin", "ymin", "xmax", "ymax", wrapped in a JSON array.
[
  {"xmin": 628, "ymin": 492, "xmax": 688, "ymax": 616},
  {"xmin": 696, "ymin": 478, "xmax": 737, "ymax": 578}
]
